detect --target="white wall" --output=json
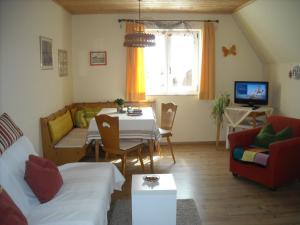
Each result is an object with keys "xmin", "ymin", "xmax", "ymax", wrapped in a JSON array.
[
  {"xmin": 264, "ymin": 63, "xmax": 300, "ymax": 117},
  {"xmin": 234, "ymin": 0, "xmax": 300, "ymax": 118},
  {"xmin": 72, "ymin": 14, "xmax": 125, "ymax": 102},
  {"xmin": 0, "ymin": 0, "xmax": 73, "ymax": 153},
  {"xmin": 72, "ymin": 13, "xmax": 263, "ymax": 142},
  {"xmin": 233, "ymin": 0, "xmax": 300, "ymax": 64}
]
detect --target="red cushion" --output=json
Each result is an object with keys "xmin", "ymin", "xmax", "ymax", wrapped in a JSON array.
[
  {"xmin": 0, "ymin": 187, "xmax": 28, "ymax": 225},
  {"xmin": 28, "ymin": 154, "xmax": 59, "ymax": 172},
  {"xmin": 24, "ymin": 155, "xmax": 63, "ymax": 203}
]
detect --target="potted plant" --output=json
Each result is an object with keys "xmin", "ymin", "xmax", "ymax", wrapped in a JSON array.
[
  {"xmin": 211, "ymin": 93, "xmax": 230, "ymax": 149},
  {"xmin": 114, "ymin": 98, "xmax": 125, "ymax": 113}
]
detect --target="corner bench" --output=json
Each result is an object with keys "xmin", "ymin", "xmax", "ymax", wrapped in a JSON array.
[
  {"xmin": 41, "ymin": 101, "xmax": 155, "ymax": 165},
  {"xmin": 41, "ymin": 107, "xmax": 90, "ymax": 165}
]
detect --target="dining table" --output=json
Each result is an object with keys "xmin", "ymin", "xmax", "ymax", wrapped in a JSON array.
[{"xmin": 86, "ymin": 107, "xmax": 160, "ymax": 173}]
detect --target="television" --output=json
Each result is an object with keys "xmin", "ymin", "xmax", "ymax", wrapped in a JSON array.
[{"xmin": 234, "ymin": 81, "xmax": 268, "ymax": 107}]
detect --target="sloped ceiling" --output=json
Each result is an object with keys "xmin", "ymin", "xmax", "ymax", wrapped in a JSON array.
[{"xmin": 233, "ymin": 0, "xmax": 300, "ymax": 64}]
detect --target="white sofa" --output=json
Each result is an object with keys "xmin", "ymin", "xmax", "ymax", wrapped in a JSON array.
[{"xmin": 0, "ymin": 136, "xmax": 125, "ymax": 225}]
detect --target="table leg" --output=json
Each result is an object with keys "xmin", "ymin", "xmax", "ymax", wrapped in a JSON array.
[
  {"xmin": 95, "ymin": 139, "xmax": 99, "ymax": 162},
  {"xmin": 148, "ymin": 139, "xmax": 154, "ymax": 173}
]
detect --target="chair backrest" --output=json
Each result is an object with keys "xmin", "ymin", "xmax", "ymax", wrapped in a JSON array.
[
  {"xmin": 267, "ymin": 115, "xmax": 300, "ymax": 137},
  {"xmin": 161, "ymin": 103, "xmax": 177, "ymax": 130},
  {"xmin": 95, "ymin": 114, "xmax": 120, "ymax": 153}
]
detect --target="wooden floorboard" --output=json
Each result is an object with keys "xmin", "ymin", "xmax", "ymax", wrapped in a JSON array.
[{"xmin": 89, "ymin": 143, "xmax": 300, "ymax": 225}]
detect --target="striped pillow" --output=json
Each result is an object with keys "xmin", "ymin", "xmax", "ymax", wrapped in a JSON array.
[{"xmin": 0, "ymin": 113, "xmax": 23, "ymax": 155}]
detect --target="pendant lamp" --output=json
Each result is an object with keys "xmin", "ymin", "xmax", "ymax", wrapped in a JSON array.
[{"xmin": 123, "ymin": 0, "xmax": 155, "ymax": 48}]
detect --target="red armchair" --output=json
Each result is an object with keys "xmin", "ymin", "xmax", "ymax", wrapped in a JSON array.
[{"xmin": 228, "ymin": 115, "xmax": 300, "ymax": 189}]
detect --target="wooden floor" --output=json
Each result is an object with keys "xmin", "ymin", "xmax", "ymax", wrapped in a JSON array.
[{"xmin": 93, "ymin": 143, "xmax": 300, "ymax": 225}]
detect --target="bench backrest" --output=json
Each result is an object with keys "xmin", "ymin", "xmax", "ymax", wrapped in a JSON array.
[
  {"xmin": 40, "ymin": 107, "xmax": 73, "ymax": 160},
  {"xmin": 73, "ymin": 100, "xmax": 156, "ymax": 112}
]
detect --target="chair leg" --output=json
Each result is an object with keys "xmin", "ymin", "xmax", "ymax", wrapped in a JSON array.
[
  {"xmin": 167, "ymin": 136, "xmax": 176, "ymax": 164},
  {"xmin": 138, "ymin": 148, "xmax": 145, "ymax": 172},
  {"xmin": 232, "ymin": 172, "xmax": 238, "ymax": 177},
  {"xmin": 105, "ymin": 152, "xmax": 110, "ymax": 160},
  {"xmin": 121, "ymin": 154, "xmax": 127, "ymax": 176},
  {"xmin": 156, "ymin": 141, "xmax": 161, "ymax": 157}
]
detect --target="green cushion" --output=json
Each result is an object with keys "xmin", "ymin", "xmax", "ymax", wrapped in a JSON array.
[
  {"xmin": 85, "ymin": 111, "xmax": 97, "ymax": 118},
  {"xmin": 84, "ymin": 108, "xmax": 100, "ymax": 125},
  {"xmin": 74, "ymin": 108, "xmax": 100, "ymax": 128},
  {"xmin": 48, "ymin": 111, "xmax": 73, "ymax": 143},
  {"xmin": 261, "ymin": 123, "xmax": 276, "ymax": 135},
  {"xmin": 75, "ymin": 110, "xmax": 88, "ymax": 128},
  {"xmin": 84, "ymin": 107, "xmax": 101, "ymax": 114},
  {"xmin": 253, "ymin": 124, "xmax": 293, "ymax": 148},
  {"xmin": 276, "ymin": 127, "xmax": 293, "ymax": 141},
  {"xmin": 253, "ymin": 124, "xmax": 275, "ymax": 148}
]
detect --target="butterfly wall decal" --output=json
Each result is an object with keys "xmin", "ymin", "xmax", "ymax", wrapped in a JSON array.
[{"xmin": 222, "ymin": 45, "xmax": 237, "ymax": 57}]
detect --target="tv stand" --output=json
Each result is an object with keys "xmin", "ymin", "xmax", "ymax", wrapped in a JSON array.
[
  {"xmin": 241, "ymin": 104, "xmax": 260, "ymax": 110},
  {"xmin": 224, "ymin": 106, "xmax": 274, "ymax": 149}
]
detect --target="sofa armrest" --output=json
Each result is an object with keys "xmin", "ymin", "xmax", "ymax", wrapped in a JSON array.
[
  {"xmin": 269, "ymin": 137, "xmax": 300, "ymax": 158},
  {"xmin": 268, "ymin": 137, "xmax": 300, "ymax": 177},
  {"xmin": 228, "ymin": 127, "xmax": 261, "ymax": 150}
]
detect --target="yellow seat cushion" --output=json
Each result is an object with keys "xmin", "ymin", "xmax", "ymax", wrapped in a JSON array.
[
  {"xmin": 241, "ymin": 150, "xmax": 257, "ymax": 162},
  {"xmin": 48, "ymin": 111, "xmax": 73, "ymax": 144}
]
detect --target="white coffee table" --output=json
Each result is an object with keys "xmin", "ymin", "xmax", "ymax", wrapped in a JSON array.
[{"xmin": 132, "ymin": 174, "xmax": 177, "ymax": 225}]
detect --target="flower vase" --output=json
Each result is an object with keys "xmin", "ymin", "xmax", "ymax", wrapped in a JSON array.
[{"xmin": 117, "ymin": 105, "xmax": 124, "ymax": 113}]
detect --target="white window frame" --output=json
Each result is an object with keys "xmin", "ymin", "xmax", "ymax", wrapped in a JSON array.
[{"xmin": 144, "ymin": 29, "xmax": 202, "ymax": 96}]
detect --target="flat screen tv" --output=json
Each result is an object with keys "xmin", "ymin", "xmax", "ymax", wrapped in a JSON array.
[{"xmin": 234, "ymin": 81, "xmax": 268, "ymax": 107}]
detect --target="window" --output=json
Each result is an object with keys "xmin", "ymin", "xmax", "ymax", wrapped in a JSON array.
[{"xmin": 144, "ymin": 29, "xmax": 202, "ymax": 95}]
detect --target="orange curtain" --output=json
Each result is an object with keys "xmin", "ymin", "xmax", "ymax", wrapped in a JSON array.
[
  {"xmin": 125, "ymin": 22, "xmax": 146, "ymax": 101},
  {"xmin": 199, "ymin": 22, "xmax": 215, "ymax": 100}
]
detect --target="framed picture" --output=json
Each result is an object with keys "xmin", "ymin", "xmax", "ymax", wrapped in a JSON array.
[
  {"xmin": 58, "ymin": 49, "xmax": 68, "ymax": 76},
  {"xmin": 90, "ymin": 51, "xmax": 107, "ymax": 66},
  {"xmin": 39, "ymin": 36, "xmax": 53, "ymax": 70}
]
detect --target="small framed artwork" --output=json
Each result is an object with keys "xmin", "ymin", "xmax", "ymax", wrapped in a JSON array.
[
  {"xmin": 289, "ymin": 65, "xmax": 300, "ymax": 80},
  {"xmin": 39, "ymin": 36, "xmax": 53, "ymax": 70},
  {"xmin": 58, "ymin": 49, "xmax": 68, "ymax": 76},
  {"xmin": 90, "ymin": 51, "xmax": 107, "ymax": 66}
]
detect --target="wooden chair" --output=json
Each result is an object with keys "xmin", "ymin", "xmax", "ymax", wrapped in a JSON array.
[
  {"xmin": 95, "ymin": 114, "xmax": 144, "ymax": 175},
  {"xmin": 157, "ymin": 103, "xmax": 177, "ymax": 163}
]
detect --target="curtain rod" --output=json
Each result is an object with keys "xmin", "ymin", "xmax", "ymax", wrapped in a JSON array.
[{"xmin": 118, "ymin": 19, "xmax": 219, "ymax": 23}]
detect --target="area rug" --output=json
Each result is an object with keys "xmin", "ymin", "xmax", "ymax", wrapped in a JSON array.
[{"xmin": 108, "ymin": 199, "xmax": 202, "ymax": 225}]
